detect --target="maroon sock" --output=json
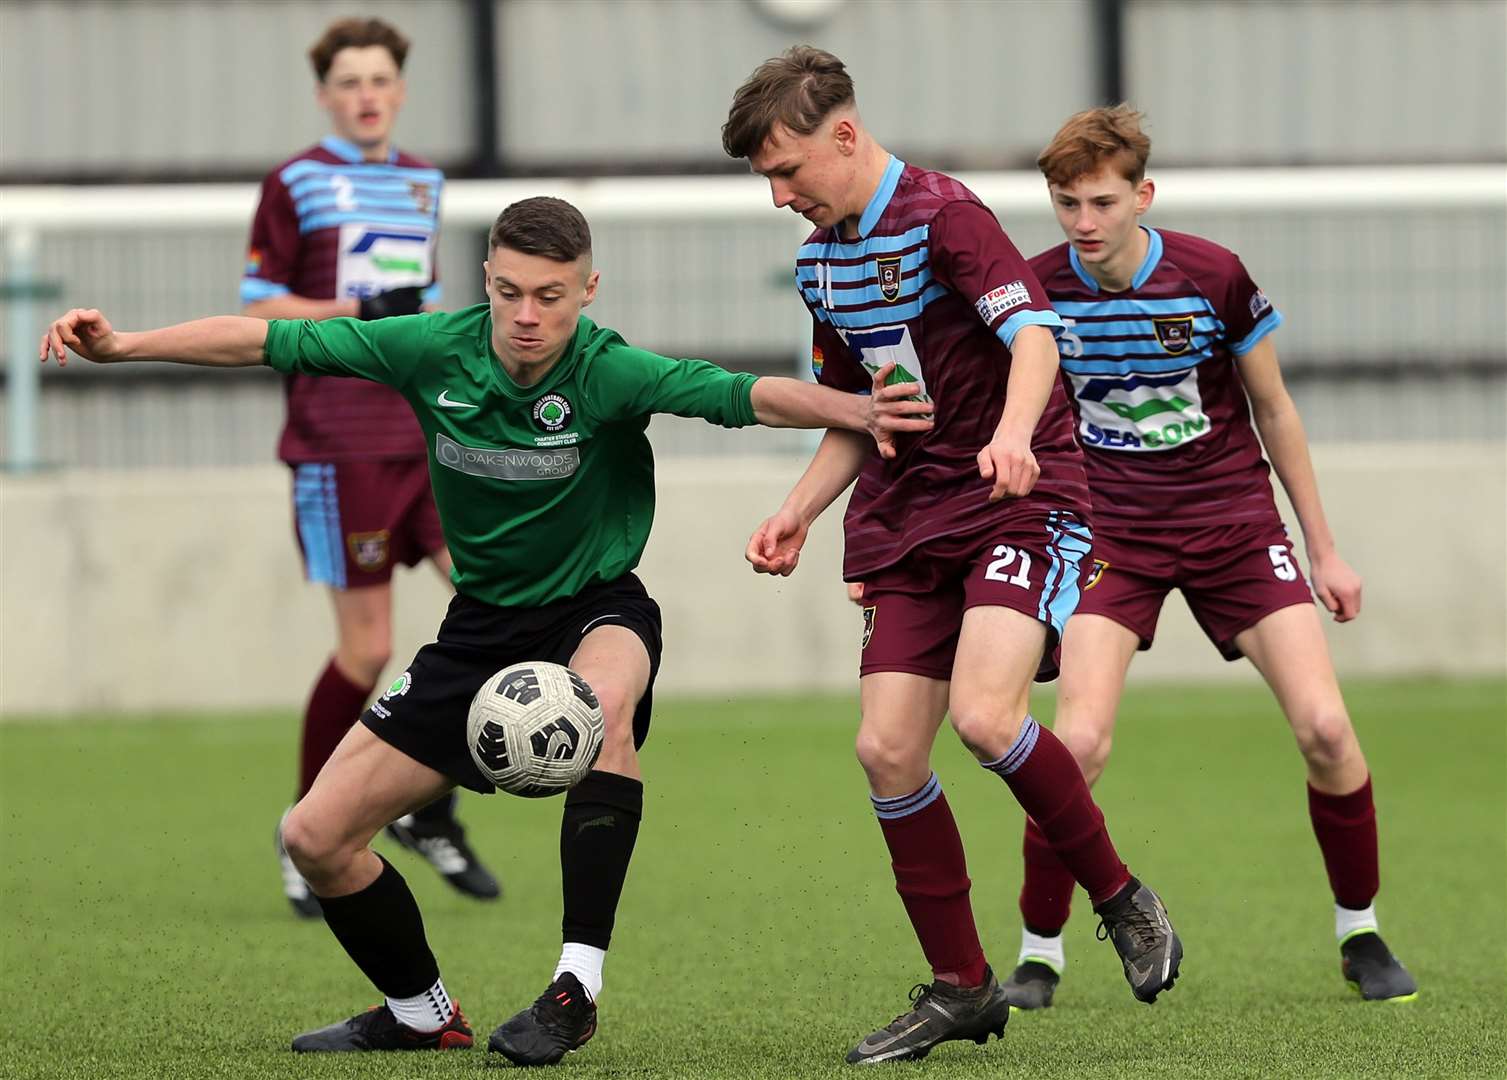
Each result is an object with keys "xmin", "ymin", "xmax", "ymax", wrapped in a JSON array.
[
  {"xmin": 871, "ymin": 775, "xmax": 988, "ymax": 986},
  {"xmin": 984, "ymin": 717, "xmax": 1129, "ymax": 906},
  {"xmin": 1020, "ymin": 816, "xmax": 1076, "ymax": 933},
  {"xmin": 1308, "ymin": 777, "xmax": 1379, "ymax": 909},
  {"xmin": 298, "ymin": 659, "xmax": 373, "ymax": 798}
]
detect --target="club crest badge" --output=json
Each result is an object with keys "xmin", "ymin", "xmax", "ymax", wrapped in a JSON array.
[
  {"xmin": 1153, "ymin": 317, "xmax": 1194, "ymax": 354},
  {"xmin": 408, "ymin": 181, "xmax": 435, "ymax": 215},
  {"xmin": 876, "ymin": 256, "xmax": 903, "ymax": 302},
  {"xmin": 861, "ymin": 605, "xmax": 878, "ymax": 649},
  {"xmin": 1083, "ymin": 559, "xmax": 1109, "ymax": 590},
  {"xmin": 347, "ymin": 530, "xmax": 391, "ymax": 571},
  {"xmin": 382, "ymin": 670, "xmax": 412, "ymax": 700},
  {"xmin": 532, "ymin": 393, "xmax": 573, "ymax": 433}
]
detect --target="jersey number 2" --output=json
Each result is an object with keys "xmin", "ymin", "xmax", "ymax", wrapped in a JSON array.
[{"xmin": 985, "ymin": 545, "xmax": 1032, "ymax": 588}]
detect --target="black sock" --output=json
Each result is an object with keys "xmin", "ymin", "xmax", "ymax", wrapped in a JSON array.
[
  {"xmin": 408, "ymin": 790, "xmax": 458, "ymax": 829},
  {"xmin": 560, "ymin": 770, "xmax": 643, "ymax": 949},
  {"xmin": 319, "ymin": 854, "xmax": 439, "ymax": 998}
]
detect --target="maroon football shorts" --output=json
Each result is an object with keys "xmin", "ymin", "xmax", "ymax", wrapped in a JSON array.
[
  {"xmin": 290, "ymin": 460, "xmax": 446, "ymax": 589},
  {"xmin": 1074, "ymin": 519, "xmax": 1315, "ymax": 660},
  {"xmin": 857, "ymin": 509, "xmax": 1092, "ymax": 683}
]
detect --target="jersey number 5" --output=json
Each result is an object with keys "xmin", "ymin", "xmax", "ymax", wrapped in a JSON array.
[
  {"xmin": 1268, "ymin": 545, "xmax": 1299, "ymax": 582},
  {"xmin": 985, "ymin": 545, "xmax": 1032, "ymax": 588}
]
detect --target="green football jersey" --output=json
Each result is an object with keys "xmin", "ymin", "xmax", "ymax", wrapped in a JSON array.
[{"xmin": 264, "ymin": 305, "xmax": 758, "ymax": 608}]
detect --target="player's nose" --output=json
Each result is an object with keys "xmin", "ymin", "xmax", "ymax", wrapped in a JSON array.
[{"xmin": 768, "ymin": 180, "xmax": 795, "ymax": 208}]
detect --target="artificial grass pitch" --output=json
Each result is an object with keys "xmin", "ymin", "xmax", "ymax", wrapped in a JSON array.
[{"xmin": 2, "ymin": 679, "xmax": 1503, "ymax": 1078}]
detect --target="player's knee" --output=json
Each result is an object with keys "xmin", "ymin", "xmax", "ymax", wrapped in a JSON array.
[
  {"xmin": 594, "ymin": 682, "xmax": 639, "ymax": 750},
  {"xmin": 854, "ymin": 728, "xmax": 928, "ymax": 790},
  {"xmin": 280, "ymin": 805, "xmax": 346, "ymax": 878},
  {"xmin": 1293, "ymin": 705, "xmax": 1356, "ymax": 770},
  {"xmin": 1057, "ymin": 722, "xmax": 1112, "ymax": 776},
  {"xmin": 337, "ymin": 641, "xmax": 391, "ymax": 683},
  {"xmin": 947, "ymin": 703, "xmax": 1026, "ymax": 760}
]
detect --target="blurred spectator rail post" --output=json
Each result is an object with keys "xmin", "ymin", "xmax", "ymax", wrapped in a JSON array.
[{"xmin": 2, "ymin": 226, "xmax": 61, "ymax": 471}]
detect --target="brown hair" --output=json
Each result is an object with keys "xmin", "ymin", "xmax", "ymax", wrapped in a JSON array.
[
  {"xmin": 722, "ymin": 46, "xmax": 855, "ymax": 159},
  {"xmin": 308, "ymin": 18, "xmax": 410, "ymax": 81},
  {"xmin": 489, "ymin": 197, "xmax": 593, "ymax": 262},
  {"xmin": 1037, "ymin": 104, "xmax": 1152, "ymax": 187}
]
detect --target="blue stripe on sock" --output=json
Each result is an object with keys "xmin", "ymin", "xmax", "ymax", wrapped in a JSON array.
[
  {"xmin": 982, "ymin": 715, "xmax": 1040, "ymax": 776},
  {"xmin": 871, "ymin": 773, "xmax": 942, "ymax": 820}
]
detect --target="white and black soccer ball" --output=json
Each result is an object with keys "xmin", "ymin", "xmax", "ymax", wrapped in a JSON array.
[{"xmin": 466, "ymin": 662, "xmax": 605, "ymax": 797}]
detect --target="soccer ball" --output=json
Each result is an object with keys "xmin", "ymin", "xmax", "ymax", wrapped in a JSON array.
[{"xmin": 466, "ymin": 662, "xmax": 605, "ymax": 797}]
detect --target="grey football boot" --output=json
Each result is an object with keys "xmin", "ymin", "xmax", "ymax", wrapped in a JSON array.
[
  {"xmin": 1094, "ymin": 877, "xmax": 1182, "ymax": 1003},
  {"xmin": 1341, "ymin": 930, "xmax": 1418, "ymax": 1002},
  {"xmin": 845, "ymin": 966, "xmax": 1010, "ymax": 1065},
  {"xmin": 1000, "ymin": 960, "xmax": 1061, "ymax": 1010}
]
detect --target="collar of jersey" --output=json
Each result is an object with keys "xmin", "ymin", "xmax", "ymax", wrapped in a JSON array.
[
  {"xmin": 1068, "ymin": 226, "xmax": 1163, "ymax": 292},
  {"xmin": 484, "ymin": 316, "xmax": 592, "ymax": 400},
  {"xmin": 320, "ymin": 135, "xmax": 399, "ymax": 165},
  {"xmin": 847, "ymin": 155, "xmax": 906, "ymax": 241}
]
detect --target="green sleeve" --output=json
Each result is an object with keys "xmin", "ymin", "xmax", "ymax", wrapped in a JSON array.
[
  {"xmin": 586, "ymin": 344, "xmax": 758, "ymax": 428},
  {"xmin": 262, "ymin": 314, "xmax": 432, "ymax": 389}
]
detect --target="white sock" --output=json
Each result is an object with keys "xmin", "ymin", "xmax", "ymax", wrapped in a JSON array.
[
  {"xmin": 1018, "ymin": 927, "xmax": 1066, "ymax": 974},
  {"xmin": 555, "ymin": 942, "xmax": 606, "ymax": 1002},
  {"xmin": 1335, "ymin": 902, "xmax": 1379, "ymax": 944},
  {"xmin": 386, "ymin": 976, "xmax": 454, "ymax": 1032}
]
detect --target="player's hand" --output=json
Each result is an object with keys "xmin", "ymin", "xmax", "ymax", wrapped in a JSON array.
[
  {"xmin": 39, "ymin": 308, "xmax": 124, "ymax": 366},
  {"xmin": 1309, "ymin": 549, "xmax": 1362, "ymax": 622},
  {"xmin": 358, "ymin": 286, "xmax": 426, "ymax": 320},
  {"xmin": 846, "ymin": 582, "xmax": 865, "ymax": 606},
  {"xmin": 746, "ymin": 509, "xmax": 808, "ymax": 577},
  {"xmin": 865, "ymin": 362, "xmax": 934, "ymax": 460},
  {"xmin": 976, "ymin": 433, "xmax": 1039, "ymax": 501}
]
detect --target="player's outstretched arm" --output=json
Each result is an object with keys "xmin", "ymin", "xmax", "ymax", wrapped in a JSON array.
[
  {"xmin": 40, "ymin": 309, "xmax": 268, "ymax": 369},
  {"xmin": 747, "ymin": 429, "xmax": 869, "ymax": 576},
  {"xmin": 978, "ymin": 323, "xmax": 1057, "ymax": 501},
  {"xmin": 751, "ymin": 363, "xmax": 933, "ymax": 459},
  {"xmin": 1239, "ymin": 336, "xmax": 1361, "ymax": 621}
]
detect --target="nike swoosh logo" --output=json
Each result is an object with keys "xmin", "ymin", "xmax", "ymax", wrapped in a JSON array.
[
  {"xmin": 865, "ymin": 1019, "xmax": 927, "ymax": 1051},
  {"xmin": 576, "ymin": 815, "xmax": 616, "ymax": 835},
  {"xmin": 437, "ymin": 390, "xmax": 477, "ymax": 409}
]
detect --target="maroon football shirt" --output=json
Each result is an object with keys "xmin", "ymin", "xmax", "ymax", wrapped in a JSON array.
[
  {"xmin": 1029, "ymin": 227, "xmax": 1285, "ymax": 529},
  {"xmin": 242, "ymin": 136, "xmax": 443, "ymax": 463},
  {"xmin": 801, "ymin": 158, "xmax": 1089, "ymax": 580}
]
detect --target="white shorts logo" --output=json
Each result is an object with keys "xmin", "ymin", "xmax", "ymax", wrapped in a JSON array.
[{"xmin": 974, "ymin": 279, "xmax": 1031, "ymax": 324}]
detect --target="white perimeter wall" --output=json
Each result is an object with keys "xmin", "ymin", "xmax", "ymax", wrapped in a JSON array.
[{"xmin": 2, "ymin": 444, "xmax": 1503, "ymax": 717}]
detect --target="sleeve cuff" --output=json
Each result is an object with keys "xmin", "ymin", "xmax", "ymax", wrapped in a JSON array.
[
  {"xmin": 261, "ymin": 319, "xmax": 296, "ymax": 371},
  {"xmin": 240, "ymin": 278, "xmax": 291, "ymax": 305},
  {"xmin": 995, "ymin": 308, "xmax": 1065, "ymax": 350},
  {"xmin": 1231, "ymin": 309, "xmax": 1284, "ymax": 355}
]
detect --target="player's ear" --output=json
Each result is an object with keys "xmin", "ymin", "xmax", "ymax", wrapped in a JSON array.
[
  {"xmin": 581, "ymin": 269, "xmax": 601, "ymax": 308},
  {"xmin": 1136, "ymin": 178, "xmax": 1155, "ymax": 216},
  {"xmin": 832, "ymin": 114, "xmax": 858, "ymax": 156},
  {"xmin": 481, "ymin": 260, "xmax": 492, "ymax": 296}
]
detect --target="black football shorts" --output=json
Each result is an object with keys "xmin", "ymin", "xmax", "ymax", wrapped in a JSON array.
[{"xmin": 362, "ymin": 573, "xmax": 663, "ymax": 793}]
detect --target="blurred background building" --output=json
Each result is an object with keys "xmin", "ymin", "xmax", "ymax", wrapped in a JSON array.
[{"xmin": 2, "ymin": 0, "xmax": 1504, "ymax": 711}]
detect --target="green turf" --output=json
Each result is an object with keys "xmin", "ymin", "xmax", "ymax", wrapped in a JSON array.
[{"xmin": 2, "ymin": 678, "xmax": 1504, "ymax": 1078}]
